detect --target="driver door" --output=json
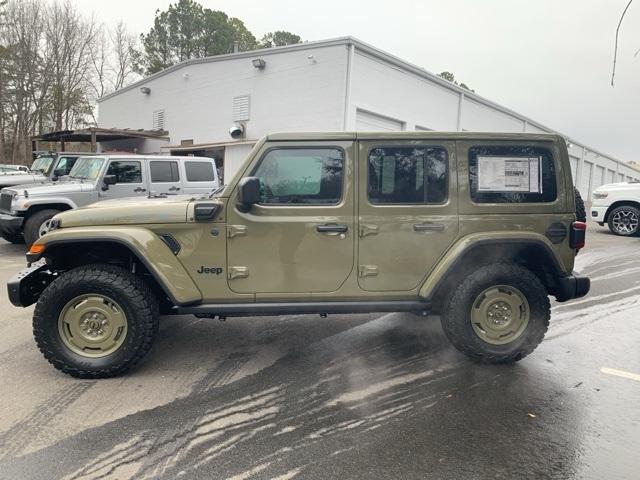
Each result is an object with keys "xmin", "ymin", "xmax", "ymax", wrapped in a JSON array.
[
  {"xmin": 226, "ymin": 142, "xmax": 355, "ymax": 297},
  {"xmin": 100, "ymin": 158, "xmax": 148, "ymax": 199}
]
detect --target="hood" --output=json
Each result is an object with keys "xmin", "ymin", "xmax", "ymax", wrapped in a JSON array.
[
  {"xmin": 56, "ymin": 195, "xmax": 203, "ymax": 228},
  {"xmin": 0, "ymin": 172, "xmax": 47, "ymax": 188},
  {"xmin": 594, "ymin": 182, "xmax": 640, "ymax": 192},
  {"xmin": 13, "ymin": 180, "xmax": 92, "ymax": 197}
]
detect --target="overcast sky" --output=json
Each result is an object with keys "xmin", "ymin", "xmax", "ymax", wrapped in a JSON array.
[{"xmin": 74, "ymin": 0, "xmax": 640, "ymax": 161}]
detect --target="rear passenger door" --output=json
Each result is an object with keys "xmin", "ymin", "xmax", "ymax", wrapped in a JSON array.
[
  {"xmin": 149, "ymin": 159, "xmax": 181, "ymax": 195},
  {"xmin": 357, "ymin": 140, "xmax": 459, "ymax": 292},
  {"xmin": 180, "ymin": 159, "xmax": 218, "ymax": 194}
]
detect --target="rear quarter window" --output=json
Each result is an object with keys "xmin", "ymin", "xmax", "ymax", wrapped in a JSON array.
[{"xmin": 468, "ymin": 145, "xmax": 557, "ymax": 203}]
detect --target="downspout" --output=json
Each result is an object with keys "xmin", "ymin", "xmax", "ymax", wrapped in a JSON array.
[
  {"xmin": 343, "ymin": 44, "xmax": 355, "ymax": 130},
  {"xmin": 456, "ymin": 92, "xmax": 464, "ymax": 131}
]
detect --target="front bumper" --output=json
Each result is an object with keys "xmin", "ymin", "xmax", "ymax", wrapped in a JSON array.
[
  {"xmin": 0, "ymin": 213, "xmax": 24, "ymax": 236},
  {"xmin": 7, "ymin": 261, "xmax": 55, "ymax": 307},
  {"xmin": 590, "ymin": 206, "xmax": 607, "ymax": 223},
  {"xmin": 554, "ymin": 273, "xmax": 590, "ymax": 302}
]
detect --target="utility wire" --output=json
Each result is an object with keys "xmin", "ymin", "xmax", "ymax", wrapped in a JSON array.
[{"xmin": 611, "ymin": 0, "xmax": 634, "ymax": 86}]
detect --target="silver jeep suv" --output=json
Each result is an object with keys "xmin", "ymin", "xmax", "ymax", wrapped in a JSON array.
[{"xmin": 0, "ymin": 154, "xmax": 219, "ymax": 245}]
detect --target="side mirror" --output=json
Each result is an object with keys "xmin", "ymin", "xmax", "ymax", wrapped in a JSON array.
[
  {"xmin": 102, "ymin": 174, "xmax": 117, "ymax": 191},
  {"xmin": 52, "ymin": 169, "xmax": 65, "ymax": 181},
  {"xmin": 236, "ymin": 177, "xmax": 261, "ymax": 212}
]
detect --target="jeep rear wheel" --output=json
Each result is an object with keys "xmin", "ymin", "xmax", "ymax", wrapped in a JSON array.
[
  {"xmin": 608, "ymin": 205, "xmax": 639, "ymax": 236},
  {"xmin": 33, "ymin": 264, "xmax": 159, "ymax": 378},
  {"xmin": 440, "ymin": 264, "xmax": 550, "ymax": 363},
  {"xmin": 24, "ymin": 209, "xmax": 60, "ymax": 246}
]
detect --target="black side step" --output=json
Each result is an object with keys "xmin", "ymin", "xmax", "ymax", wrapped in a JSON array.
[{"xmin": 172, "ymin": 300, "xmax": 431, "ymax": 317}]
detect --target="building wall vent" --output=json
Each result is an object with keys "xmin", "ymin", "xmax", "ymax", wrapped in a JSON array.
[
  {"xmin": 232, "ymin": 95, "xmax": 250, "ymax": 122},
  {"xmin": 153, "ymin": 109, "xmax": 166, "ymax": 130}
]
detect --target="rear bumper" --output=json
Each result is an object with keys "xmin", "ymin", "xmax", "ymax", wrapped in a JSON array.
[
  {"xmin": 554, "ymin": 273, "xmax": 590, "ymax": 302},
  {"xmin": 0, "ymin": 213, "xmax": 23, "ymax": 236}
]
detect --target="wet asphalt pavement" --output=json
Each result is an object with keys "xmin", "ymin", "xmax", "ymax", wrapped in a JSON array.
[{"xmin": 0, "ymin": 223, "xmax": 638, "ymax": 480}]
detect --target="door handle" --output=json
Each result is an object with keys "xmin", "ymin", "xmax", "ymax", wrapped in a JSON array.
[
  {"xmin": 413, "ymin": 222, "xmax": 445, "ymax": 232},
  {"xmin": 134, "ymin": 187, "xmax": 147, "ymax": 193},
  {"xmin": 316, "ymin": 223, "xmax": 348, "ymax": 233},
  {"xmin": 169, "ymin": 186, "xmax": 181, "ymax": 191}
]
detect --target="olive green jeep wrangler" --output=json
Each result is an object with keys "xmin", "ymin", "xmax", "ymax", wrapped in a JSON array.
[{"xmin": 7, "ymin": 132, "xmax": 590, "ymax": 378}]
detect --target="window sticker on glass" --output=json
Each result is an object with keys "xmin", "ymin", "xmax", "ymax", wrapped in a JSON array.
[{"xmin": 477, "ymin": 156, "xmax": 542, "ymax": 193}]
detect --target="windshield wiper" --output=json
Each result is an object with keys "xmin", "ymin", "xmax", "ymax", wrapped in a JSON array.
[{"xmin": 209, "ymin": 185, "xmax": 226, "ymax": 198}]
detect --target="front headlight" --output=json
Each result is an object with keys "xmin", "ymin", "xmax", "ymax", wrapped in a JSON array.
[{"xmin": 593, "ymin": 192, "xmax": 608, "ymax": 199}]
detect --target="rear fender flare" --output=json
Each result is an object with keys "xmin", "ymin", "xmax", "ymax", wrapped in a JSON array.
[{"xmin": 420, "ymin": 232, "xmax": 566, "ymax": 301}]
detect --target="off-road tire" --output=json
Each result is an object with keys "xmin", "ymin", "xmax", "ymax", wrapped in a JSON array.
[
  {"xmin": 607, "ymin": 205, "xmax": 640, "ymax": 236},
  {"xmin": 33, "ymin": 264, "xmax": 159, "ymax": 378},
  {"xmin": 23, "ymin": 209, "xmax": 60, "ymax": 246},
  {"xmin": 440, "ymin": 264, "xmax": 550, "ymax": 364},
  {"xmin": 574, "ymin": 187, "xmax": 586, "ymax": 222},
  {"xmin": 1, "ymin": 232, "xmax": 24, "ymax": 244}
]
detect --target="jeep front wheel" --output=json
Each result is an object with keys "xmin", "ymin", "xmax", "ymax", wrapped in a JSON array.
[
  {"xmin": 33, "ymin": 264, "xmax": 159, "ymax": 378},
  {"xmin": 440, "ymin": 264, "xmax": 550, "ymax": 363},
  {"xmin": 24, "ymin": 209, "xmax": 60, "ymax": 246}
]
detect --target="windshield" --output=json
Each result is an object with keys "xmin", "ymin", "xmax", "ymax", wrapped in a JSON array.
[
  {"xmin": 30, "ymin": 156, "xmax": 55, "ymax": 174},
  {"xmin": 68, "ymin": 157, "xmax": 105, "ymax": 180}
]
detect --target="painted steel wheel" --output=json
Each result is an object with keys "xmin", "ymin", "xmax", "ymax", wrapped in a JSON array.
[
  {"xmin": 470, "ymin": 285, "xmax": 530, "ymax": 345},
  {"xmin": 33, "ymin": 264, "xmax": 159, "ymax": 378},
  {"xmin": 58, "ymin": 294, "xmax": 128, "ymax": 358},
  {"xmin": 440, "ymin": 263, "xmax": 550, "ymax": 363}
]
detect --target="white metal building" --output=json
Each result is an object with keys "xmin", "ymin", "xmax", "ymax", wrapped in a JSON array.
[{"xmin": 97, "ymin": 36, "xmax": 640, "ymax": 196}]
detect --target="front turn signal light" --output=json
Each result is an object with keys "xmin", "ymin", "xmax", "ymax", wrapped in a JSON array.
[{"xmin": 28, "ymin": 243, "xmax": 45, "ymax": 255}]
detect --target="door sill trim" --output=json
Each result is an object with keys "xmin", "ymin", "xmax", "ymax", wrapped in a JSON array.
[{"xmin": 172, "ymin": 300, "xmax": 430, "ymax": 317}]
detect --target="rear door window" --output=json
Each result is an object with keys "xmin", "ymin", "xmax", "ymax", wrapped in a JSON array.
[
  {"xmin": 150, "ymin": 161, "xmax": 180, "ymax": 182},
  {"xmin": 367, "ymin": 146, "xmax": 448, "ymax": 204}
]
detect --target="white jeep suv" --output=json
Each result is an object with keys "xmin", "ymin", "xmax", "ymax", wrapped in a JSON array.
[{"xmin": 591, "ymin": 182, "xmax": 640, "ymax": 236}]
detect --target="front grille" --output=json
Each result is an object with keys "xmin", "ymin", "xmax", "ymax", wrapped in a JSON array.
[{"xmin": 0, "ymin": 193, "xmax": 12, "ymax": 212}]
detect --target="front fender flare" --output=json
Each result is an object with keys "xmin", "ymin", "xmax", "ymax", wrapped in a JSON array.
[
  {"xmin": 17, "ymin": 197, "xmax": 78, "ymax": 212},
  {"xmin": 33, "ymin": 226, "xmax": 203, "ymax": 306}
]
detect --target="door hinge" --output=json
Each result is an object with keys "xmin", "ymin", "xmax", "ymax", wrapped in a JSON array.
[
  {"xmin": 358, "ymin": 265, "xmax": 379, "ymax": 277},
  {"xmin": 228, "ymin": 225, "xmax": 248, "ymax": 238},
  {"xmin": 359, "ymin": 224, "xmax": 379, "ymax": 238},
  {"xmin": 228, "ymin": 266, "xmax": 249, "ymax": 280}
]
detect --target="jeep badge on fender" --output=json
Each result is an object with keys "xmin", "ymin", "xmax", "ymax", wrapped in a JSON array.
[{"xmin": 197, "ymin": 266, "xmax": 223, "ymax": 275}]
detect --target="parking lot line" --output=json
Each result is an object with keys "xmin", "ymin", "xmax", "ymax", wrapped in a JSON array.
[{"xmin": 600, "ymin": 367, "xmax": 640, "ymax": 383}]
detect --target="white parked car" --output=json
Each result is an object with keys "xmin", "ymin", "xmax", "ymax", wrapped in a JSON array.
[{"xmin": 591, "ymin": 181, "xmax": 640, "ymax": 236}]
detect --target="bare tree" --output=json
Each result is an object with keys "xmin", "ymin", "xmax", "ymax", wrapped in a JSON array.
[
  {"xmin": 45, "ymin": 0, "xmax": 98, "ymax": 131},
  {"xmin": 109, "ymin": 20, "xmax": 138, "ymax": 91}
]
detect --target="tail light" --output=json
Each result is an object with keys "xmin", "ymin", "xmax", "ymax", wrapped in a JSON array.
[{"xmin": 570, "ymin": 221, "xmax": 586, "ymax": 250}]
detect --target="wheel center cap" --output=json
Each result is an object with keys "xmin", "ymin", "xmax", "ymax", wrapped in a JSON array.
[
  {"xmin": 80, "ymin": 312, "xmax": 108, "ymax": 337},
  {"xmin": 487, "ymin": 301, "xmax": 512, "ymax": 327}
]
